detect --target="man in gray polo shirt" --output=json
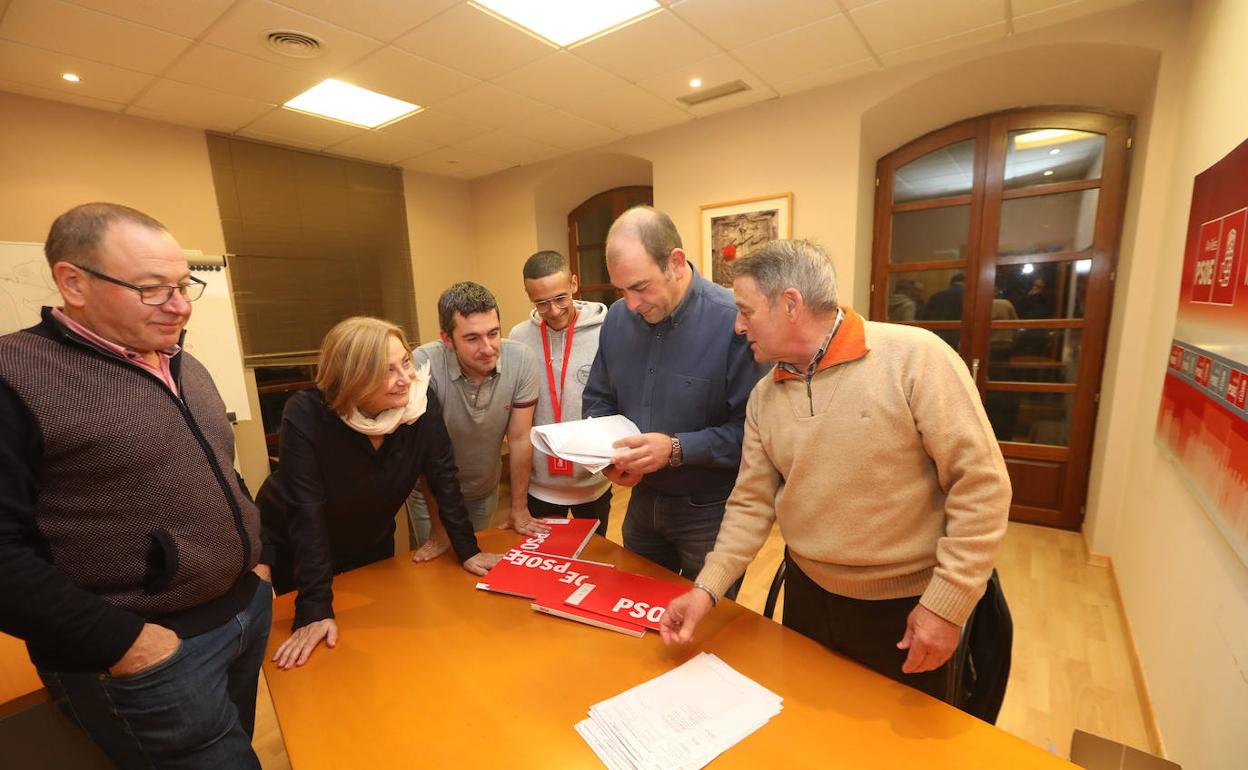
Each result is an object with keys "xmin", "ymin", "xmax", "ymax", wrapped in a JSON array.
[{"xmin": 408, "ymin": 282, "xmax": 550, "ymax": 560}]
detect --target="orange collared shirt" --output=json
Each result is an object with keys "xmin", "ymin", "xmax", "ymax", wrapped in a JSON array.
[{"xmin": 774, "ymin": 306, "xmax": 870, "ymax": 383}]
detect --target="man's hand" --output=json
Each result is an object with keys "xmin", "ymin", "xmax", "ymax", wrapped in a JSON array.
[
  {"xmin": 658, "ymin": 589, "xmax": 715, "ymax": 645},
  {"xmin": 897, "ymin": 603, "xmax": 962, "ymax": 673},
  {"xmin": 611, "ymin": 433, "xmax": 674, "ymax": 475},
  {"xmin": 252, "ymin": 563, "xmax": 272, "ymax": 583},
  {"xmin": 109, "ymin": 623, "xmax": 179, "ymax": 677},
  {"xmin": 272, "ymin": 619, "xmax": 338, "ymax": 670},
  {"xmin": 462, "ymin": 552, "xmax": 503, "ymax": 576},
  {"xmin": 498, "ymin": 510, "xmax": 551, "ymax": 537},
  {"xmin": 411, "ymin": 529, "xmax": 451, "ymax": 562},
  {"xmin": 602, "ymin": 464, "xmax": 643, "ymax": 487}
]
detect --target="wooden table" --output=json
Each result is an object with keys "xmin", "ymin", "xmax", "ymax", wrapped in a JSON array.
[
  {"xmin": 263, "ymin": 531, "xmax": 1072, "ymax": 769},
  {"xmin": 0, "ymin": 633, "xmax": 42, "ymax": 705}
]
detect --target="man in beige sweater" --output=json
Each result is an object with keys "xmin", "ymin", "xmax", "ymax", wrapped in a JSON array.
[{"xmin": 660, "ymin": 239, "xmax": 1011, "ymax": 699}]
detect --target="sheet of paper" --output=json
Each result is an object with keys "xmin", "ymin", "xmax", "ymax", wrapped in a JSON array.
[
  {"xmin": 530, "ymin": 415, "xmax": 640, "ymax": 473},
  {"xmin": 576, "ymin": 653, "xmax": 783, "ymax": 770}
]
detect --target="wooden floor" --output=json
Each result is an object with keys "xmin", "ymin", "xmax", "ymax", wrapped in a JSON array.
[{"xmin": 253, "ymin": 486, "xmax": 1153, "ymax": 767}]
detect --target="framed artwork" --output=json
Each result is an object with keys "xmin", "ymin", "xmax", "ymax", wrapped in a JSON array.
[
  {"xmin": 699, "ymin": 193, "xmax": 793, "ymax": 287},
  {"xmin": 1155, "ymin": 136, "xmax": 1248, "ymax": 566}
]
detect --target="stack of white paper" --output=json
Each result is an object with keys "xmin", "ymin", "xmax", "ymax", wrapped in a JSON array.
[
  {"xmin": 530, "ymin": 415, "xmax": 640, "ymax": 473},
  {"xmin": 575, "ymin": 653, "xmax": 783, "ymax": 770}
]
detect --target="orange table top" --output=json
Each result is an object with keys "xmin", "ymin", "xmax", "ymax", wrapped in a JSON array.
[
  {"xmin": 263, "ymin": 531, "xmax": 1071, "ymax": 769},
  {"xmin": 0, "ymin": 633, "xmax": 41, "ymax": 705}
]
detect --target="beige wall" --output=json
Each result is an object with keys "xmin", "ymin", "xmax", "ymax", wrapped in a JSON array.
[
  {"xmin": 466, "ymin": 153, "xmax": 652, "ymax": 333},
  {"xmin": 401, "ymin": 169, "xmax": 474, "ymax": 344},
  {"xmin": 0, "ymin": 92, "xmax": 226, "ymax": 251},
  {"xmin": 1087, "ymin": 1, "xmax": 1248, "ymax": 767},
  {"xmin": 0, "ymin": 91, "xmax": 269, "ymax": 493}
]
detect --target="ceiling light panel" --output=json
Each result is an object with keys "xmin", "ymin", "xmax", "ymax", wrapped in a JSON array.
[
  {"xmin": 283, "ymin": 79, "xmax": 420, "ymax": 128},
  {"xmin": 471, "ymin": 0, "xmax": 660, "ymax": 47}
]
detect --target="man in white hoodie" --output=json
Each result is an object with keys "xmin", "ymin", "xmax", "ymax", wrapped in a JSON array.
[{"xmin": 509, "ymin": 251, "xmax": 613, "ymax": 534}]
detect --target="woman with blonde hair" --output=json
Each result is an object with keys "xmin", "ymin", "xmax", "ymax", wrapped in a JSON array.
[{"xmin": 258, "ymin": 316, "xmax": 500, "ymax": 669}]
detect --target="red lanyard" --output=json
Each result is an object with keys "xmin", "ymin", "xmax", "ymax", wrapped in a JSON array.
[{"xmin": 540, "ymin": 311, "xmax": 576, "ymax": 423}]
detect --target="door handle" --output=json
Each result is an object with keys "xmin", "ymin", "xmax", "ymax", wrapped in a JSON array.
[{"xmin": 971, "ymin": 357, "xmax": 980, "ymax": 382}]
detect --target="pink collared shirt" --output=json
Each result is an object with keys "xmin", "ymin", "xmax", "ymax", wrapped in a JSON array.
[{"xmin": 51, "ymin": 307, "xmax": 180, "ymax": 396}]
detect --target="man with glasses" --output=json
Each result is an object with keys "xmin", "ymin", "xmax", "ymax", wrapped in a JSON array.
[
  {"xmin": 508, "ymin": 251, "xmax": 612, "ymax": 534},
  {"xmin": 0, "ymin": 202, "xmax": 271, "ymax": 767}
]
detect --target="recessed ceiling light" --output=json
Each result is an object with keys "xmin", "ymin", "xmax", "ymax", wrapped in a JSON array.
[
  {"xmin": 1049, "ymin": 148, "xmax": 1061, "ymax": 155},
  {"xmin": 689, "ymin": 78, "xmax": 702, "ymax": 88},
  {"xmin": 1022, "ymin": 263, "xmax": 1034, "ymax": 274},
  {"xmin": 1043, "ymin": 170, "xmax": 1054, "ymax": 176},
  {"xmin": 283, "ymin": 79, "xmax": 420, "ymax": 129},
  {"xmin": 471, "ymin": 0, "xmax": 661, "ymax": 47},
  {"xmin": 62, "ymin": 73, "xmax": 81, "ymax": 83},
  {"xmin": 1014, "ymin": 128, "xmax": 1078, "ymax": 149}
]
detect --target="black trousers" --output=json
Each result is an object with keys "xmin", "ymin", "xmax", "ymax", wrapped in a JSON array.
[
  {"xmin": 782, "ymin": 553, "xmax": 954, "ymax": 701},
  {"xmin": 526, "ymin": 487, "xmax": 613, "ymax": 537}
]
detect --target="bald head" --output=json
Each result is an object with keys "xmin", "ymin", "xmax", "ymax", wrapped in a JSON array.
[{"xmin": 606, "ymin": 205, "xmax": 682, "ymax": 270}]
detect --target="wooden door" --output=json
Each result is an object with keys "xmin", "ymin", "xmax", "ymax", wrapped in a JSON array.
[
  {"xmin": 872, "ymin": 109, "xmax": 1132, "ymax": 529},
  {"xmin": 567, "ymin": 185, "xmax": 653, "ymax": 305}
]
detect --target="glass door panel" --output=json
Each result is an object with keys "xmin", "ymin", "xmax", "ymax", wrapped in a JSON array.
[
  {"xmin": 890, "ymin": 205, "xmax": 972, "ymax": 263},
  {"xmin": 893, "ymin": 139, "xmax": 976, "ymax": 203},
  {"xmin": 1004, "ymin": 129, "xmax": 1105, "ymax": 189},
  {"xmin": 994, "ymin": 260, "xmax": 1091, "ymax": 320},
  {"xmin": 998, "ymin": 189, "xmax": 1100, "ymax": 256}
]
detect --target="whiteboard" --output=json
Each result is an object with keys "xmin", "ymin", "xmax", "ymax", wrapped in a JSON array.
[{"xmin": 0, "ymin": 241, "xmax": 251, "ymax": 422}]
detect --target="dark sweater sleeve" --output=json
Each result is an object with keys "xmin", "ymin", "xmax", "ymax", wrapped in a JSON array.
[
  {"xmin": 420, "ymin": 392, "xmax": 481, "ymax": 563},
  {"xmin": 0, "ymin": 379, "xmax": 145, "ymax": 671},
  {"xmin": 271, "ymin": 396, "xmax": 338, "ymax": 630}
]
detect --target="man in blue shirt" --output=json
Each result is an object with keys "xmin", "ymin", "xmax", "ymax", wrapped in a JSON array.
[{"xmin": 583, "ymin": 206, "xmax": 761, "ymax": 593}]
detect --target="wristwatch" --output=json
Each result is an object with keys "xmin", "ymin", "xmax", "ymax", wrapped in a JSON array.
[{"xmin": 668, "ymin": 435, "xmax": 683, "ymax": 467}]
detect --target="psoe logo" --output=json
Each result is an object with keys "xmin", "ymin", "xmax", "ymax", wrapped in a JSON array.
[{"xmin": 1192, "ymin": 208, "xmax": 1246, "ymax": 306}]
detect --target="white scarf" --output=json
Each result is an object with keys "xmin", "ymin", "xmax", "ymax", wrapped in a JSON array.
[{"xmin": 340, "ymin": 361, "xmax": 431, "ymax": 437}]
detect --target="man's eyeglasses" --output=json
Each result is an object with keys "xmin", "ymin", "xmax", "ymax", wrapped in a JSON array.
[
  {"xmin": 72, "ymin": 263, "xmax": 206, "ymax": 306},
  {"xmin": 532, "ymin": 294, "xmax": 572, "ymax": 312}
]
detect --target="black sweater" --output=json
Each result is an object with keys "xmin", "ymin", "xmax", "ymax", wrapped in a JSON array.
[{"xmin": 257, "ymin": 388, "xmax": 480, "ymax": 630}]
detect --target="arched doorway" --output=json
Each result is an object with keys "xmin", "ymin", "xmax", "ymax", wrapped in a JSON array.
[
  {"xmin": 566, "ymin": 185, "xmax": 654, "ymax": 305},
  {"xmin": 871, "ymin": 108, "xmax": 1133, "ymax": 530}
]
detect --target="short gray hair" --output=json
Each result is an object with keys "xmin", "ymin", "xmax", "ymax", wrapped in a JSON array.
[
  {"xmin": 45, "ymin": 202, "xmax": 168, "ymax": 269},
  {"xmin": 731, "ymin": 239, "xmax": 839, "ymax": 314},
  {"xmin": 606, "ymin": 206, "xmax": 683, "ymax": 271}
]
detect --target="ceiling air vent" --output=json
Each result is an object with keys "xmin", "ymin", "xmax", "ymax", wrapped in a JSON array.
[
  {"xmin": 676, "ymin": 80, "xmax": 751, "ymax": 107},
  {"xmin": 265, "ymin": 30, "xmax": 323, "ymax": 59}
]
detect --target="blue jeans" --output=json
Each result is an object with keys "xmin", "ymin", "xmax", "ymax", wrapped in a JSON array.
[
  {"xmin": 407, "ymin": 486, "xmax": 498, "ymax": 546},
  {"xmin": 622, "ymin": 485, "xmax": 740, "ymax": 599},
  {"xmin": 39, "ymin": 580, "xmax": 273, "ymax": 769}
]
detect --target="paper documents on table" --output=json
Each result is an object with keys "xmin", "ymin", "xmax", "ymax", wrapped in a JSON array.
[
  {"xmin": 530, "ymin": 415, "xmax": 640, "ymax": 473},
  {"xmin": 575, "ymin": 652, "xmax": 783, "ymax": 770}
]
